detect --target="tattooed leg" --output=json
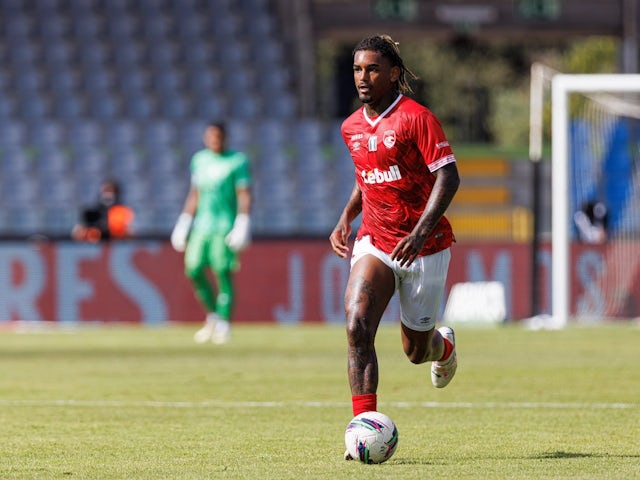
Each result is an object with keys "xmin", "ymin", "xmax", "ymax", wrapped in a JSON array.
[{"xmin": 345, "ymin": 255, "xmax": 395, "ymax": 395}]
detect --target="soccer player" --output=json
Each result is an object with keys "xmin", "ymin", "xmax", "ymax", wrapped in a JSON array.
[
  {"xmin": 171, "ymin": 121, "xmax": 252, "ymax": 344},
  {"xmin": 329, "ymin": 35, "xmax": 460, "ymax": 455}
]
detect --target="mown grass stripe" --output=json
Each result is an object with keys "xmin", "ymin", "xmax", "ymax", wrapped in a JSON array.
[{"xmin": 0, "ymin": 399, "xmax": 636, "ymax": 409}]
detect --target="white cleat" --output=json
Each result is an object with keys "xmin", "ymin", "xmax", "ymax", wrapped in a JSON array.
[
  {"xmin": 212, "ymin": 320, "xmax": 231, "ymax": 345},
  {"xmin": 193, "ymin": 313, "xmax": 218, "ymax": 344},
  {"xmin": 344, "ymin": 450, "xmax": 354, "ymax": 461},
  {"xmin": 431, "ymin": 326, "xmax": 457, "ymax": 388}
]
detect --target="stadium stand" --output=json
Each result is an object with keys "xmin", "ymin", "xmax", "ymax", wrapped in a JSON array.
[{"xmin": 0, "ymin": 0, "xmax": 330, "ymax": 238}]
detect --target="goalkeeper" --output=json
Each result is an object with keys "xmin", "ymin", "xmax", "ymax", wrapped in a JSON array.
[{"xmin": 171, "ymin": 121, "xmax": 252, "ymax": 344}]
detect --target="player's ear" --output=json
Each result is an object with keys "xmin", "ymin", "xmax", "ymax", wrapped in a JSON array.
[{"xmin": 389, "ymin": 65, "xmax": 401, "ymax": 84}]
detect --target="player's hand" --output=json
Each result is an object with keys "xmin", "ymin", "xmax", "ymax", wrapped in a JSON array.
[
  {"xmin": 171, "ymin": 213, "xmax": 193, "ymax": 252},
  {"xmin": 225, "ymin": 213, "xmax": 251, "ymax": 252},
  {"xmin": 391, "ymin": 234, "xmax": 425, "ymax": 267},
  {"xmin": 329, "ymin": 222, "xmax": 351, "ymax": 258}
]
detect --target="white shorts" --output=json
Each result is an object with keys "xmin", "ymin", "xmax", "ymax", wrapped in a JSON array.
[{"xmin": 350, "ymin": 235, "xmax": 451, "ymax": 332}]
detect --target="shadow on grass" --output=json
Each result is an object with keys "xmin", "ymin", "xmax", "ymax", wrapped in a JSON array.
[
  {"xmin": 389, "ymin": 457, "xmax": 439, "ymax": 466},
  {"xmin": 535, "ymin": 451, "xmax": 596, "ymax": 459},
  {"xmin": 392, "ymin": 451, "xmax": 640, "ymax": 465},
  {"xmin": 532, "ymin": 451, "xmax": 640, "ymax": 460}
]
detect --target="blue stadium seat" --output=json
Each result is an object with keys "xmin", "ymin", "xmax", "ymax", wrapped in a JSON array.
[
  {"xmin": 87, "ymin": 92, "xmax": 121, "ymax": 119},
  {"xmin": 13, "ymin": 65, "xmax": 44, "ymax": 95},
  {"xmin": 35, "ymin": 121, "xmax": 65, "ymax": 147},
  {"xmin": 42, "ymin": 174, "xmax": 75, "ymax": 206},
  {"xmin": 0, "ymin": 0, "xmax": 26, "ymax": 15},
  {"xmin": 0, "ymin": 121, "xmax": 26, "ymax": 145},
  {"xmin": 4, "ymin": 14, "xmax": 33, "ymax": 42},
  {"xmin": 182, "ymin": 43, "xmax": 215, "ymax": 69},
  {"xmin": 233, "ymin": 95, "xmax": 261, "ymax": 119},
  {"xmin": 3, "ymin": 174, "xmax": 38, "ymax": 206},
  {"xmin": 1, "ymin": 146, "xmax": 31, "ymax": 176},
  {"xmin": 175, "ymin": 13, "xmax": 203, "ymax": 43},
  {"xmin": 83, "ymin": 67, "xmax": 115, "ymax": 94},
  {"xmin": 70, "ymin": 12, "xmax": 103, "ymax": 40},
  {"xmin": 5, "ymin": 206, "xmax": 43, "ymax": 235},
  {"xmin": 0, "ymin": 95, "xmax": 17, "ymax": 119},
  {"xmin": 263, "ymin": 94, "xmax": 297, "ymax": 119},
  {"xmin": 154, "ymin": 70, "xmax": 184, "ymax": 96},
  {"xmin": 186, "ymin": 68, "xmax": 220, "ymax": 96},
  {"xmin": 34, "ymin": 0, "xmax": 63, "ymax": 15},
  {"xmin": 110, "ymin": 149, "xmax": 146, "ymax": 178},
  {"xmin": 122, "ymin": 93, "xmax": 156, "ymax": 119},
  {"xmin": 119, "ymin": 68, "xmax": 150, "ymax": 93},
  {"xmin": 107, "ymin": 120, "xmax": 140, "ymax": 147},
  {"xmin": 42, "ymin": 205, "xmax": 76, "ymax": 235},
  {"xmin": 194, "ymin": 94, "xmax": 227, "ymax": 120},
  {"xmin": 67, "ymin": 120, "xmax": 102, "ymax": 146},
  {"xmin": 49, "ymin": 66, "xmax": 79, "ymax": 94},
  {"xmin": 143, "ymin": 119, "xmax": 175, "ymax": 146},
  {"xmin": 106, "ymin": 12, "xmax": 138, "ymax": 40},
  {"xmin": 18, "ymin": 94, "xmax": 50, "ymax": 119},
  {"xmin": 52, "ymin": 95, "xmax": 85, "ymax": 118}
]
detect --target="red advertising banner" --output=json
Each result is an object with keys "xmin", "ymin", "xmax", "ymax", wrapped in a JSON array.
[{"xmin": 0, "ymin": 239, "xmax": 637, "ymax": 324}]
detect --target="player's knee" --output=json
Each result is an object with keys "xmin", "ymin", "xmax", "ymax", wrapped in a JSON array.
[
  {"xmin": 345, "ymin": 313, "xmax": 376, "ymax": 348},
  {"xmin": 185, "ymin": 266, "xmax": 204, "ymax": 281}
]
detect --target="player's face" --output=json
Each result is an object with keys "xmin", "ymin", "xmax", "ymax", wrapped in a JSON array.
[
  {"xmin": 204, "ymin": 126, "xmax": 225, "ymax": 153},
  {"xmin": 353, "ymin": 50, "xmax": 400, "ymax": 108}
]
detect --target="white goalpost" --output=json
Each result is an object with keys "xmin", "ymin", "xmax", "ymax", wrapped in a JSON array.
[{"xmin": 551, "ymin": 73, "xmax": 640, "ymax": 328}]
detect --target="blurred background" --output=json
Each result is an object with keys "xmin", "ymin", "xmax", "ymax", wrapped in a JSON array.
[{"xmin": 0, "ymin": 0, "xmax": 638, "ymax": 324}]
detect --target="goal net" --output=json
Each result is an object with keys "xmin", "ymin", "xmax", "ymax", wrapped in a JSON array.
[{"xmin": 552, "ymin": 74, "xmax": 640, "ymax": 326}]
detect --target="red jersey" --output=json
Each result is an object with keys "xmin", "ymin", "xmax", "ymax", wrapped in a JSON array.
[{"xmin": 341, "ymin": 94, "xmax": 456, "ymax": 256}]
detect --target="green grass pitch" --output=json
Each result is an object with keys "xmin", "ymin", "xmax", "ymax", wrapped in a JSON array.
[{"xmin": 0, "ymin": 322, "xmax": 638, "ymax": 479}]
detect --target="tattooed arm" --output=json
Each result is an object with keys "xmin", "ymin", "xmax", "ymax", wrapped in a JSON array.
[{"xmin": 391, "ymin": 163, "xmax": 460, "ymax": 267}]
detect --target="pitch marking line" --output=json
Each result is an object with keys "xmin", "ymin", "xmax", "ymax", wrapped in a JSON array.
[{"xmin": 0, "ymin": 400, "xmax": 636, "ymax": 409}]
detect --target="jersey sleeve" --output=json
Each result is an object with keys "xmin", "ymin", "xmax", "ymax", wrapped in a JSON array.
[
  {"xmin": 189, "ymin": 151, "xmax": 199, "ymax": 186},
  {"xmin": 235, "ymin": 153, "xmax": 251, "ymax": 189},
  {"xmin": 413, "ymin": 111, "xmax": 456, "ymax": 172}
]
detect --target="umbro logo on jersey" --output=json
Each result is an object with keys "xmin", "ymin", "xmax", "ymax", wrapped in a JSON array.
[{"xmin": 361, "ymin": 165, "xmax": 402, "ymax": 184}]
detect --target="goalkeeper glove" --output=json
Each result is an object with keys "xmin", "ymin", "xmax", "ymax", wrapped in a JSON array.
[
  {"xmin": 225, "ymin": 213, "xmax": 251, "ymax": 252},
  {"xmin": 170, "ymin": 213, "xmax": 193, "ymax": 252}
]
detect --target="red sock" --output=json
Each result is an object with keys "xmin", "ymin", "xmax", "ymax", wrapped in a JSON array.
[
  {"xmin": 352, "ymin": 393, "xmax": 377, "ymax": 416},
  {"xmin": 439, "ymin": 337, "xmax": 454, "ymax": 362}
]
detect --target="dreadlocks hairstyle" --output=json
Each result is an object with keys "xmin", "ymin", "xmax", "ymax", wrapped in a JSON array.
[{"xmin": 353, "ymin": 34, "xmax": 418, "ymax": 95}]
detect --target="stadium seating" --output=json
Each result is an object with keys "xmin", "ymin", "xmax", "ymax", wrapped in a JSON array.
[{"xmin": 0, "ymin": 0, "xmax": 342, "ymax": 238}]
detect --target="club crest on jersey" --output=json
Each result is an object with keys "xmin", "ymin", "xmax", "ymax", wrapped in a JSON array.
[
  {"xmin": 361, "ymin": 165, "xmax": 402, "ymax": 184},
  {"xmin": 383, "ymin": 130, "xmax": 396, "ymax": 148}
]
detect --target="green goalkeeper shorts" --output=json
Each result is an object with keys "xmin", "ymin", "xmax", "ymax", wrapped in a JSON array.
[{"xmin": 184, "ymin": 231, "xmax": 239, "ymax": 275}]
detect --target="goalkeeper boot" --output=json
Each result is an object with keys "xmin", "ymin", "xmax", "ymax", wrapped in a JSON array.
[
  {"xmin": 212, "ymin": 319, "xmax": 231, "ymax": 345},
  {"xmin": 193, "ymin": 313, "xmax": 218, "ymax": 344},
  {"xmin": 431, "ymin": 326, "xmax": 457, "ymax": 388}
]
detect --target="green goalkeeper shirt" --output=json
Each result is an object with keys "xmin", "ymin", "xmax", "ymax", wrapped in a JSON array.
[{"xmin": 190, "ymin": 148, "xmax": 251, "ymax": 236}]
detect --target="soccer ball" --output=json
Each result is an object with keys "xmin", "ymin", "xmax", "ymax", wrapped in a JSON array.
[{"xmin": 344, "ymin": 411, "xmax": 399, "ymax": 464}]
